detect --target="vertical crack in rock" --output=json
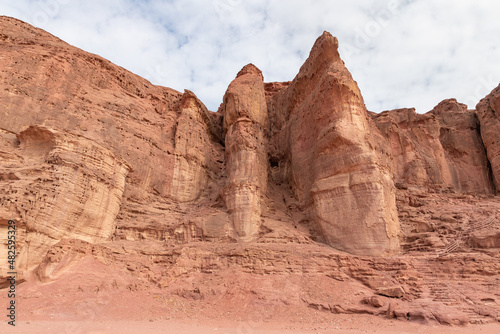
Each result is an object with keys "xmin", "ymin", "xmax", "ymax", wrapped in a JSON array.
[
  {"xmin": 477, "ymin": 84, "xmax": 500, "ymax": 194},
  {"xmin": 222, "ymin": 64, "xmax": 268, "ymax": 240}
]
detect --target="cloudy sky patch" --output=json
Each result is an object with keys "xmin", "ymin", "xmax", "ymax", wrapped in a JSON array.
[{"xmin": 1, "ymin": 0, "xmax": 499, "ymax": 113}]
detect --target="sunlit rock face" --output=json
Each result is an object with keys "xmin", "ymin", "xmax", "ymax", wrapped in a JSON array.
[
  {"xmin": 0, "ymin": 126, "xmax": 129, "ymax": 277},
  {"xmin": 5, "ymin": 15, "xmax": 500, "ymax": 264},
  {"xmin": 372, "ymin": 99, "xmax": 495, "ymax": 194},
  {"xmin": 221, "ymin": 64, "xmax": 268, "ymax": 240},
  {"xmin": 3, "ymin": 16, "xmax": 500, "ymax": 326},
  {"xmin": 268, "ymin": 32, "xmax": 400, "ymax": 256},
  {"xmin": 171, "ymin": 90, "xmax": 224, "ymax": 203}
]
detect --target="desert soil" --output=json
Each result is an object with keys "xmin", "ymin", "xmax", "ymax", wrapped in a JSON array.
[{"xmin": 1, "ymin": 316, "xmax": 499, "ymax": 334}]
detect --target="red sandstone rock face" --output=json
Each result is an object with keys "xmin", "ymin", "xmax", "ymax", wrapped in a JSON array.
[
  {"xmin": 372, "ymin": 99, "xmax": 494, "ymax": 194},
  {"xmin": 0, "ymin": 15, "xmax": 224, "ymax": 277},
  {"xmin": 0, "ymin": 125, "xmax": 128, "ymax": 280},
  {"xmin": 171, "ymin": 90, "xmax": 224, "ymax": 202},
  {"xmin": 432, "ymin": 99, "xmax": 494, "ymax": 193},
  {"xmin": 477, "ymin": 84, "xmax": 500, "ymax": 193},
  {"xmin": 268, "ymin": 32, "xmax": 400, "ymax": 256},
  {"xmin": 0, "ymin": 17, "xmax": 186, "ymax": 203},
  {"xmin": 1, "ymin": 16, "xmax": 500, "ymax": 327},
  {"xmin": 221, "ymin": 64, "xmax": 268, "ymax": 240}
]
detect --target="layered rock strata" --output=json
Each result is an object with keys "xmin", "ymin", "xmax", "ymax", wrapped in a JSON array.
[
  {"xmin": 2, "ymin": 15, "xmax": 500, "ymax": 267},
  {"xmin": 2, "ymin": 16, "xmax": 500, "ymax": 326},
  {"xmin": 0, "ymin": 125, "xmax": 128, "ymax": 277},
  {"xmin": 0, "ymin": 16, "xmax": 184, "ymax": 203}
]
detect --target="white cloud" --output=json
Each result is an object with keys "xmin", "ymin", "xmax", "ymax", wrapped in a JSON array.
[{"xmin": 0, "ymin": 0, "xmax": 499, "ymax": 113}]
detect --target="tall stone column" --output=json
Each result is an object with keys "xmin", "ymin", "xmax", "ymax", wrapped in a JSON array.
[{"xmin": 222, "ymin": 64, "xmax": 268, "ymax": 240}]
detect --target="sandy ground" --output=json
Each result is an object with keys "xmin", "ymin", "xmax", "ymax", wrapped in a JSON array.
[{"xmin": 1, "ymin": 316, "xmax": 499, "ymax": 334}]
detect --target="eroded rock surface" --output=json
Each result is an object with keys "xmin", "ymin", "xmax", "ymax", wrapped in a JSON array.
[
  {"xmin": 372, "ymin": 99, "xmax": 494, "ymax": 194},
  {"xmin": 1, "ymin": 16, "xmax": 500, "ymax": 327},
  {"xmin": 477, "ymin": 84, "xmax": 500, "ymax": 193},
  {"xmin": 222, "ymin": 64, "xmax": 268, "ymax": 240},
  {"xmin": 171, "ymin": 90, "xmax": 223, "ymax": 202},
  {"xmin": 268, "ymin": 32, "xmax": 400, "ymax": 256},
  {"xmin": 0, "ymin": 125, "xmax": 128, "ymax": 277}
]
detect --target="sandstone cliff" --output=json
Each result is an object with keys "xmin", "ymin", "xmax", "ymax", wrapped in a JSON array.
[
  {"xmin": 477, "ymin": 83, "xmax": 500, "ymax": 193},
  {"xmin": 372, "ymin": 99, "xmax": 494, "ymax": 194},
  {"xmin": 267, "ymin": 32, "xmax": 400, "ymax": 256},
  {"xmin": 0, "ymin": 125, "xmax": 128, "ymax": 279},
  {"xmin": 171, "ymin": 90, "xmax": 223, "ymax": 203},
  {"xmin": 1, "ymin": 16, "xmax": 500, "ymax": 326}
]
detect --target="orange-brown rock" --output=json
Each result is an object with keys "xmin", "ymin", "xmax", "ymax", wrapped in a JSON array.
[
  {"xmin": 0, "ymin": 125, "xmax": 128, "ymax": 278},
  {"xmin": 2, "ymin": 16, "xmax": 500, "ymax": 328},
  {"xmin": 221, "ymin": 64, "xmax": 268, "ymax": 240},
  {"xmin": 432, "ymin": 99, "xmax": 494, "ymax": 194},
  {"xmin": 268, "ymin": 32, "xmax": 400, "ymax": 256},
  {"xmin": 0, "ymin": 16, "xmax": 185, "ymax": 203},
  {"xmin": 372, "ymin": 99, "xmax": 494, "ymax": 194},
  {"xmin": 0, "ymin": 16, "xmax": 223, "ymax": 277},
  {"xmin": 477, "ymin": 84, "xmax": 500, "ymax": 193},
  {"xmin": 171, "ymin": 90, "xmax": 223, "ymax": 202}
]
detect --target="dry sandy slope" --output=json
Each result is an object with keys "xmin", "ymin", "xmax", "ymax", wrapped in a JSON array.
[{"xmin": 1, "ymin": 318, "xmax": 499, "ymax": 334}]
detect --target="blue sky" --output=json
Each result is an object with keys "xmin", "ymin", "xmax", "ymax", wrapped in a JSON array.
[{"xmin": 1, "ymin": 0, "xmax": 499, "ymax": 113}]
